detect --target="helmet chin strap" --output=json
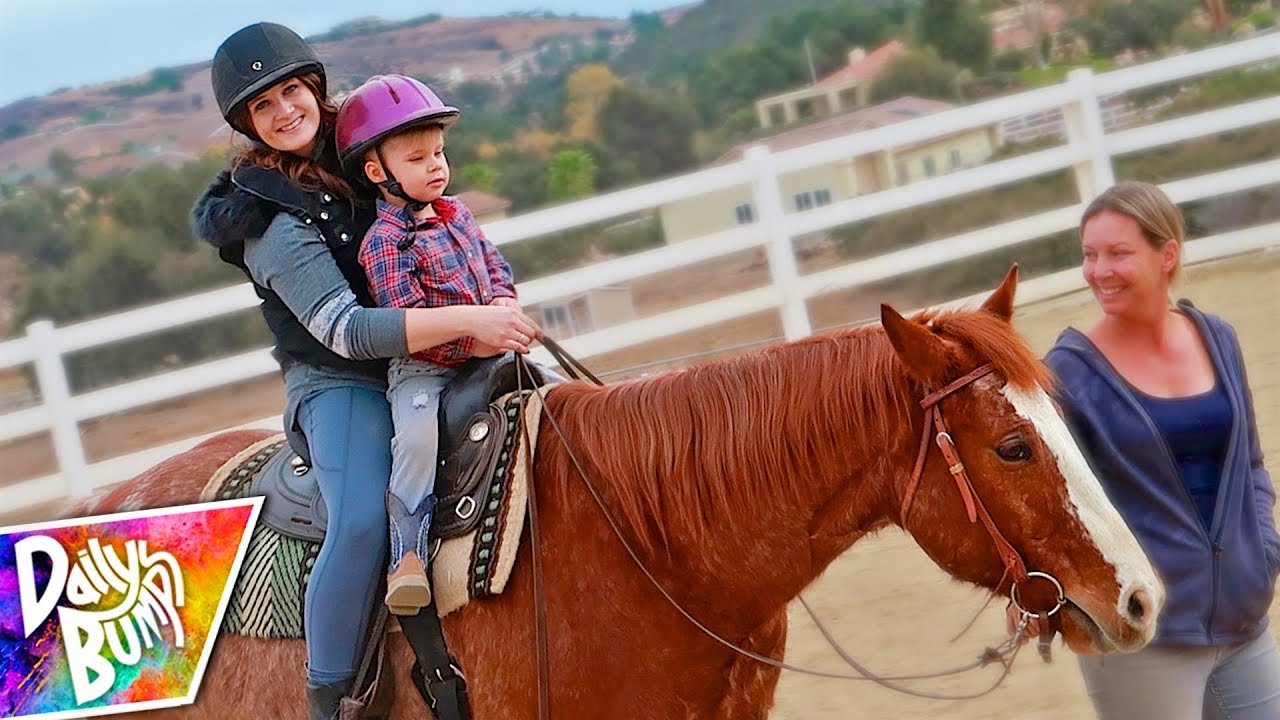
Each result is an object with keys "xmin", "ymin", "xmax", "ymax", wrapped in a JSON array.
[
  {"xmin": 374, "ymin": 145, "xmax": 428, "ymax": 250},
  {"xmin": 374, "ymin": 146, "xmax": 429, "ymax": 215}
]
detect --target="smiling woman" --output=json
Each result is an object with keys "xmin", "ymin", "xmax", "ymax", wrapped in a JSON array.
[
  {"xmin": 190, "ymin": 21, "xmax": 541, "ymax": 720},
  {"xmin": 245, "ymin": 76, "xmax": 323, "ymax": 155},
  {"xmin": 1045, "ymin": 181, "xmax": 1280, "ymax": 720}
]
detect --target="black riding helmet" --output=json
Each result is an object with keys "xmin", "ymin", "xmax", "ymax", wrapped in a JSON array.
[{"xmin": 212, "ymin": 22, "xmax": 326, "ymax": 131}]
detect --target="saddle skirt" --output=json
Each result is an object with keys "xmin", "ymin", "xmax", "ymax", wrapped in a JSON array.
[{"xmin": 199, "ymin": 384, "xmax": 553, "ymax": 634}]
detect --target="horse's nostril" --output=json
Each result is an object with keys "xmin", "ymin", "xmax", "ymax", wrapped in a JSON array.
[{"xmin": 1126, "ymin": 589, "xmax": 1150, "ymax": 624}]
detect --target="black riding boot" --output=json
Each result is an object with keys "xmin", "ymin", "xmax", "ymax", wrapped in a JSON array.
[{"xmin": 307, "ymin": 678, "xmax": 353, "ymax": 720}]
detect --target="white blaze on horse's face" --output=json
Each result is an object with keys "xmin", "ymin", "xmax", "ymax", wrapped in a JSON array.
[{"xmin": 1001, "ymin": 382, "xmax": 1164, "ymax": 632}]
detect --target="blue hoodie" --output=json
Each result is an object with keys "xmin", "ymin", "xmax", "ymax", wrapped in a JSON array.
[{"xmin": 1045, "ymin": 301, "xmax": 1280, "ymax": 647}]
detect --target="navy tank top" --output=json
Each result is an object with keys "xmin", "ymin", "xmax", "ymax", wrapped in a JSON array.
[{"xmin": 1134, "ymin": 382, "xmax": 1233, "ymax": 529}]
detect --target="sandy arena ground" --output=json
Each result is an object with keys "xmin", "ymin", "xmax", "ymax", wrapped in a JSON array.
[{"xmin": 1, "ymin": 249, "xmax": 1277, "ymax": 718}]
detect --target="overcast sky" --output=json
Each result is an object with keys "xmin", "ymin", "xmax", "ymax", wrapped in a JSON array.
[{"xmin": 0, "ymin": 0, "xmax": 684, "ymax": 107}]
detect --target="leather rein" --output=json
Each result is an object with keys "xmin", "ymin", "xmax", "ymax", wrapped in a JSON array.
[{"xmin": 513, "ymin": 346, "xmax": 1065, "ymax": 716}]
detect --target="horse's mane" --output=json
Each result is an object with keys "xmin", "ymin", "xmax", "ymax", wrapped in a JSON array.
[{"xmin": 545, "ymin": 307, "xmax": 1051, "ymax": 556}]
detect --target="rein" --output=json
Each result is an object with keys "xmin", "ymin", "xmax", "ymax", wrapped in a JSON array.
[{"xmin": 511, "ymin": 347, "xmax": 1062, "ymax": 709}]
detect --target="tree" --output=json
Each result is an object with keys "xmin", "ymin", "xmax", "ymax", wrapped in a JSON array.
[
  {"xmin": 629, "ymin": 11, "xmax": 663, "ymax": 38},
  {"xmin": 151, "ymin": 68, "xmax": 183, "ymax": 93},
  {"xmin": 869, "ymin": 50, "xmax": 962, "ymax": 103},
  {"xmin": 495, "ymin": 150, "xmax": 550, "ymax": 211},
  {"xmin": 2, "ymin": 123, "xmax": 29, "ymax": 140},
  {"xmin": 458, "ymin": 164, "xmax": 499, "ymax": 193},
  {"xmin": 547, "ymin": 150, "xmax": 597, "ymax": 202},
  {"xmin": 48, "ymin": 148, "xmax": 76, "ymax": 183},
  {"xmin": 598, "ymin": 86, "xmax": 697, "ymax": 180},
  {"xmin": 1069, "ymin": 0, "xmax": 1197, "ymax": 56},
  {"xmin": 915, "ymin": 0, "xmax": 993, "ymax": 72},
  {"xmin": 564, "ymin": 64, "xmax": 624, "ymax": 141},
  {"xmin": 452, "ymin": 81, "xmax": 498, "ymax": 113}
]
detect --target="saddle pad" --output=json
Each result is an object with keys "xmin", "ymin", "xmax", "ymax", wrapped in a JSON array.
[
  {"xmin": 433, "ymin": 388, "xmax": 547, "ymax": 617},
  {"xmin": 201, "ymin": 434, "xmax": 317, "ymax": 639},
  {"xmin": 197, "ymin": 388, "xmax": 550, "ymax": 627}
]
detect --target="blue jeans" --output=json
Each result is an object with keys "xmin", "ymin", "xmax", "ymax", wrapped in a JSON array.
[
  {"xmin": 1078, "ymin": 629, "xmax": 1280, "ymax": 719},
  {"xmin": 297, "ymin": 386, "xmax": 392, "ymax": 685},
  {"xmin": 387, "ymin": 359, "xmax": 457, "ymax": 514}
]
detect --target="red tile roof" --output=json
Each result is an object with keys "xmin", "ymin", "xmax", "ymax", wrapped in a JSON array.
[
  {"xmin": 455, "ymin": 189, "xmax": 512, "ymax": 217},
  {"xmin": 815, "ymin": 40, "xmax": 907, "ymax": 89}
]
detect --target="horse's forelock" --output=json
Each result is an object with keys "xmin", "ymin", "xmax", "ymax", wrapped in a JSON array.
[{"xmin": 919, "ymin": 308, "xmax": 1054, "ymax": 393}]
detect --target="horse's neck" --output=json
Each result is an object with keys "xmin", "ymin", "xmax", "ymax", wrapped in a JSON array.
[{"xmin": 606, "ymin": 335, "xmax": 914, "ymax": 629}]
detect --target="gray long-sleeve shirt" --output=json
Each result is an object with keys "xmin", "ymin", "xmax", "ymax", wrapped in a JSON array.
[
  {"xmin": 246, "ymin": 212, "xmax": 408, "ymax": 363},
  {"xmin": 245, "ymin": 212, "xmax": 410, "ymax": 450}
]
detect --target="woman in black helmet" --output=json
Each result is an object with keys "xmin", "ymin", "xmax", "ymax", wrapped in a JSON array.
[{"xmin": 191, "ymin": 22, "xmax": 539, "ymax": 720}]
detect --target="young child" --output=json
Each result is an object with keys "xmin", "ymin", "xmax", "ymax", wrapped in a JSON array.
[{"xmin": 336, "ymin": 74, "xmax": 526, "ymax": 615}]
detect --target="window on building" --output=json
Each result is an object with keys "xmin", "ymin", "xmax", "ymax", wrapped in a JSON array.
[
  {"xmin": 895, "ymin": 160, "xmax": 909, "ymax": 184},
  {"xmin": 796, "ymin": 98, "xmax": 816, "ymax": 119},
  {"xmin": 950, "ymin": 149, "xmax": 963, "ymax": 170},
  {"xmin": 814, "ymin": 188, "xmax": 832, "ymax": 206},
  {"xmin": 794, "ymin": 191, "xmax": 814, "ymax": 212},
  {"xmin": 923, "ymin": 156, "xmax": 937, "ymax": 178},
  {"xmin": 569, "ymin": 296, "xmax": 591, "ymax": 332},
  {"xmin": 768, "ymin": 104, "xmax": 786, "ymax": 127},
  {"xmin": 541, "ymin": 304, "xmax": 572, "ymax": 337},
  {"xmin": 734, "ymin": 203, "xmax": 756, "ymax": 225}
]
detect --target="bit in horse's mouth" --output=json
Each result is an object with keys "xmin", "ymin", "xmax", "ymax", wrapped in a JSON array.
[{"xmin": 1062, "ymin": 599, "xmax": 1117, "ymax": 653}]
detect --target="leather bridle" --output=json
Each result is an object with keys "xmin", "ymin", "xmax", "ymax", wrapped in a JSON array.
[{"xmin": 900, "ymin": 362, "xmax": 1067, "ymax": 623}]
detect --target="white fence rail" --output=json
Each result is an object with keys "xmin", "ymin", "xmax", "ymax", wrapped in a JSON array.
[{"xmin": 4, "ymin": 35, "xmax": 1280, "ymax": 514}]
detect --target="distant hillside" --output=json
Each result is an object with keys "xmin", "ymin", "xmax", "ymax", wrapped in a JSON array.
[
  {"xmin": 613, "ymin": 0, "xmax": 868, "ymax": 78},
  {"xmin": 0, "ymin": 13, "xmax": 629, "ymax": 182}
]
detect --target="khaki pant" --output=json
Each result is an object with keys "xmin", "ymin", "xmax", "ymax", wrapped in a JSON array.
[{"xmin": 1077, "ymin": 628, "xmax": 1280, "ymax": 720}]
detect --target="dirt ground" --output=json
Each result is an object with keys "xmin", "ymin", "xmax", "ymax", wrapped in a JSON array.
[{"xmin": 2, "ymin": 249, "xmax": 1278, "ymax": 719}]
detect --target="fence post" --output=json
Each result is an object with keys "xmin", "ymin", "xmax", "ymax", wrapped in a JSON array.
[
  {"xmin": 1063, "ymin": 68, "xmax": 1117, "ymax": 202},
  {"xmin": 28, "ymin": 320, "xmax": 91, "ymax": 498},
  {"xmin": 744, "ymin": 145, "xmax": 812, "ymax": 340}
]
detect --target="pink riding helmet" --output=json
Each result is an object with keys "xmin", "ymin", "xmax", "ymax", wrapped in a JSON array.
[{"xmin": 335, "ymin": 74, "xmax": 459, "ymax": 172}]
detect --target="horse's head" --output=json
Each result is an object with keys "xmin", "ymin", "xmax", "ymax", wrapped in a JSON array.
[{"xmin": 880, "ymin": 266, "xmax": 1162, "ymax": 655}]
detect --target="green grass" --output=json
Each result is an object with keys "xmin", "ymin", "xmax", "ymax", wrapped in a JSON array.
[{"xmin": 1015, "ymin": 58, "xmax": 1114, "ymax": 86}]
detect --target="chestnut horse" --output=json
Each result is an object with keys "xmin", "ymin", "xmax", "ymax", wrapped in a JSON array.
[{"xmin": 72, "ymin": 268, "xmax": 1162, "ymax": 719}]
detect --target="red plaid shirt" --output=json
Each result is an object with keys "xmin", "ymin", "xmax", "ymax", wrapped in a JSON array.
[{"xmin": 359, "ymin": 196, "xmax": 516, "ymax": 366}]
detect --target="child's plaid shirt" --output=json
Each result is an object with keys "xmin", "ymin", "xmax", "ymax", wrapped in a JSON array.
[{"xmin": 359, "ymin": 196, "xmax": 516, "ymax": 366}]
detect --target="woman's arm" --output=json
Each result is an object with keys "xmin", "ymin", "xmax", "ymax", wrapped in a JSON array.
[
  {"xmin": 1225, "ymin": 326, "xmax": 1280, "ymax": 570},
  {"xmin": 246, "ymin": 214, "xmax": 537, "ymax": 359},
  {"xmin": 245, "ymin": 213, "xmax": 406, "ymax": 360}
]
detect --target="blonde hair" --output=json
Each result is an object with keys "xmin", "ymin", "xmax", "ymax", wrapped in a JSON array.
[
  {"xmin": 1080, "ymin": 180, "xmax": 1185, "ymax": 281},
  {"xmin": 362, "ymin": 123, "xmax": 447, "ymax": 179}
]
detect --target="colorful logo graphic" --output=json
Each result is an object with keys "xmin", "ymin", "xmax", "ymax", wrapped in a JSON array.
[{"xmin": 0, "ymin": 499, "xmax": 261, "ymax": 719}]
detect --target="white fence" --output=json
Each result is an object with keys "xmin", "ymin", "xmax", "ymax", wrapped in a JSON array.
[{"xmin": 4, "ymin": 35, "xmax": 1280, "ymax": 514}]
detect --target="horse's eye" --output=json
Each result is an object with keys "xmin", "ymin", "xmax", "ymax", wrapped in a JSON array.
[{"xmin": 996, "ymin": 437, "xmax": 1032, "ymax": 462}]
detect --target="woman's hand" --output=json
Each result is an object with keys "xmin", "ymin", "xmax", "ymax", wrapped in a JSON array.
[
  {"xmin": 471, "ymin": 340, "xmax": 504, "ymax": 358},
  {"xmin": 490, "ymin": 296, "xmax": 523, "ymax": 312},
  {"xmin": 464, "ymin": 304, "xmax": 541, "ymax": 354}
]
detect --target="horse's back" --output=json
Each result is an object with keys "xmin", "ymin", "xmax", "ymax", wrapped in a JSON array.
[{"xmin": 69, "ymin": 429, "xmax": 277, "ymax": 517}]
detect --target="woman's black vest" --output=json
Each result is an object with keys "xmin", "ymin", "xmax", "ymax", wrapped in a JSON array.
[{"xmin": 203, "ymin": 164, "xmax": 384, "ymax": 380}]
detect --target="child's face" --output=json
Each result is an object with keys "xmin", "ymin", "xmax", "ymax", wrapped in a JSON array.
[{"xmin": 366, "ymin": 126, "xmax": 450, "ymax": 205}]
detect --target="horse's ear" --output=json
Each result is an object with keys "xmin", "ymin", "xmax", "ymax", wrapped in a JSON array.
[
  {"xmin": 980, "ymin": 264, "xmax": 1018, "ymax": 322},
  {"xmin": 881, "ymin": 304, "xmax": 950, "ymax": 386}
]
